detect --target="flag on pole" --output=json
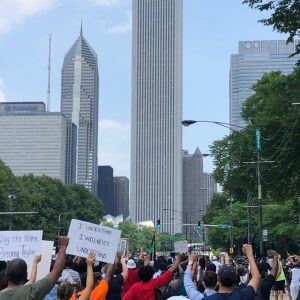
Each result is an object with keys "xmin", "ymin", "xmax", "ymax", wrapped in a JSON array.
[{"xmin": 148, "ymin": 231, "xmax": 156, "ymax": 259}]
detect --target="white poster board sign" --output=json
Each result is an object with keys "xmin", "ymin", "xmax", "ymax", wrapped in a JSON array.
[
  {"xmin": 67, "ymin": 219, "xmax": 121, "ymax": 264},
  {"xmin": 27, "ymin": 240, "xmax": 54, "ymax": 280},
  {"xmin": 174, "ymin": 240, "xmax": 189, "ymax": 253},
  {"xmin": 117, "ymin": 238, "xmax": 128, "ymax": 257},
  {"xmin": 0, "ymin": 230, "xmax": 43, "ymax": 261}
]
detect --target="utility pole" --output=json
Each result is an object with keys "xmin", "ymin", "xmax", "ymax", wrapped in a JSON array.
[
  {"xmin": 229, "ymin": 198, "xmax": 234, "ymax": 250},
  {"xmin": 247, "ymin": 192, "xmax": 252, "ymax": 244}
]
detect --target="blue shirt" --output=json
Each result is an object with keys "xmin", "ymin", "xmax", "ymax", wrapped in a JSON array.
[{"xmin": 184, "ymin": 268, "xmax": 216, "ymax": 300}]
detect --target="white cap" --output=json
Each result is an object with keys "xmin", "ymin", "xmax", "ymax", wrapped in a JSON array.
[
  {"xmin": 127, "ymin": 259, "xmax": 136, "ymax": 269},
  {"xmin": 212, "ymin": 255, "xmax": 218, "ymax": 261}
]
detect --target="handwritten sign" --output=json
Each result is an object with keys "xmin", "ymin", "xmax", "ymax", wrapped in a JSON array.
[
  {"xmin": 67, "ymin": 219, "xmax": 121, "ymax": 264},
  {"xmin": 27, "ymin": 240, "xmax": 54, "ymax": 280},
  {"xmin": 0, "ymin": 230, "xmax": 43, "ymax": 261},
  {"xmin": 117, "ymin": 238, "xmax": 128, "ymax": 257},
  {"xmin": 174, "ymin": 240, "xmax": 188, "ymax": 253}
]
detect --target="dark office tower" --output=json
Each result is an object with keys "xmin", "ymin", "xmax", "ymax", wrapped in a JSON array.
[
  {"xmin": 61, "ymin": 26, "xmax": 99, "ymax": 194},
  {"xmin": 113, "ymin": 176, "xmax": 129, "ymax": 219},
  {"xmin": 131, "ymin": 0, "xmax": 183, "ymax": 233},
  {"xmin": 98, "ymin": 166, "xmax": 114, "ymax": 216},
  {"xmin": 182, "ymin": 148, "xmax": 204, "ymax": 234}
]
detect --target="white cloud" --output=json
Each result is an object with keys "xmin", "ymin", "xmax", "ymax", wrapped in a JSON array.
[
  {"xmin": 0, "ymin": 0, "xmax": 57, "ymax": 33},
  {"xmin": 92, "ymin": 0, "xmax": 122, "ymax": 6},
  {"xmin": 98, "ymin": 119, "xmax": 131, "ymax": 177},
  {"xmin": 107, "ymin": 12, "xmax": 132, "ymax": 34},
  {"xmin": 0, "ymin": 79, "xmax": 6, "ymax": 102}
]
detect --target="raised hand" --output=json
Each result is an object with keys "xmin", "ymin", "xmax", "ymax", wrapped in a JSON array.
[{"xmin": 86, "ymin": 252, "xmax": 96, "ymax": 266}]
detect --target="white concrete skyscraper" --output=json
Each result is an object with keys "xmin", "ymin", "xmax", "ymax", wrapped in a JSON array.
[
  {"xmin": 131, "ymin": 0, "xmax": 183, "ymax": 233},
  {"xmin": 61, "ymin": 27, "xmax": 99, "ymax": 194},
  {"xmin": 230, "ymin": 40, "xmax": 299, "ymax": 128}
]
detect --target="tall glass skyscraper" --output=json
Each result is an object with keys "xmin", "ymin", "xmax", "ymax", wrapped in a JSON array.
[
  {"xmin": 230, "ymin": 40, "xmax": 299, "ymax": 128},
  {"xmin": 61, "ymin": 27, "xmax": 99, "ymax": 194},
  {"xmin": 130, "ymin": 0, "xmax": 183, "ymax": 233}
]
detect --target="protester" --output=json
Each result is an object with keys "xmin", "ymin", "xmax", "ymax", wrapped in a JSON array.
[
  {"xmin": 212, "ymin": 255, "xmax": 222, "ymax": 274},
  {"xmin": 255, "ymin": 250, "xmax": 279, "ymax": 300},
  {"xmin": 106, "ymin": 251, "xmax": 128, "ymax": 300},
  {"xmin": 69, "ymin": 260, "xmax": 115, "ymax": 300},
  {"xmin": 57, "ymin": 252, "xmax": 95, "ymax": 300},
  {"xmin": 184, "ymin": 244, "xmax": 260, "ymax": 300},
  {"xmin": 122, "ymin": 258, "xmax": 140, "ymax": 296},
  {"xmin": 0, "ymin": 236, "xmax": 69, "ymax": 300},
  {"xmin": 290, "ymin": 257, "xmax": 300, "ymax": 300},
  {"xmin": 63, "ymin": 255, "xmax": 81, "ymax": 286},
  {"xmin": 123, "ymin": 253, "xmax": 185, "ymax": 300},
  {"xmin": 274, "ymin": 255, "xmax": 286, "ymax": 300}
]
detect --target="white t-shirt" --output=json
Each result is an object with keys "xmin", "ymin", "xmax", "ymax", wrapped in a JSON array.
[{"xmin": 291, "ymin": 267, "xmax": 300, "ymax": 285}]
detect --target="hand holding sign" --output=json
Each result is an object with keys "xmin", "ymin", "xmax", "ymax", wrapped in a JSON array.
[{"xmin": 67, "ymin": 219, "xmax": 121, "ymax": 264}]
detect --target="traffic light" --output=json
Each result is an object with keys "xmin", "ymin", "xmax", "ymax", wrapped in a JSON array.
[
  {"xmin": 157, "ymin": 219, "xmax": 161, "ymax": 229},
  {"xmin": 197, "ymin": 221, "xmax": 201, "ymax": 229}
]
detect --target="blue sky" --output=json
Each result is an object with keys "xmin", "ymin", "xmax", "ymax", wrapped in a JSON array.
[{"xmin": 0, "ymin": 0, "xmax": 286, "ymax": 178}]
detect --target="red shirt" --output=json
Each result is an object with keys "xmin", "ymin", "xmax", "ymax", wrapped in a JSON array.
[
  {"xmin": 123, "ymin": 270, "xmax": 173, "ymax": 300},
  {"xmin": 122, "ymin": 268, "xmax": 140, "ymax": 295}
]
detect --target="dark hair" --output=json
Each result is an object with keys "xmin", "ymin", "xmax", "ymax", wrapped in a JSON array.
[
  {"xmin": 206, "ymin": 263, "xmax": 216, "ymax": 272},
  {"xmin": 115, "ymin": 262, "xmax": 123, "ymax": 275},
  {"xmin": 136, "ymin": 259, "xmax": 144, "ymax": 269},
  {"xmin": 5, "ymin": 259, "xmax": 27, "ymax": 284},
  {"xmin": 57, "ymin": 282, "xmax": 73, "ymax": 300},
  {"xmin": 199, "ymin": 256, "xmax": 206, "ymax": 270},
  {"xmin": 203, "ymin": 271, "xmax": 217, "ymax": 289},
  {"xmin": 138, "ymin": 265, "xmax": 155, "ymax": 282},
  {"xmin": 0, "ymin": 261, "xmax": 7, "ymax": 272},
  {"xmin": 154, "ymin": 258, "xmax": 168, "ymax": 272},
  {"xmin": 218, "ymin": 265, "xmax": 237, "ymax": 287},
  {"xmin": 65, "ymin": 255, "xmax": 74, "ymax": 268}
]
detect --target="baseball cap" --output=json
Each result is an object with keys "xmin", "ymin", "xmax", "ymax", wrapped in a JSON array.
[
  {"xmin": 218, "ymin": 264, "xmax": 237, "ymax": 287},
  {"xmin": 127, "ymin": 259, "xmax": 136, "ymax": 269}
]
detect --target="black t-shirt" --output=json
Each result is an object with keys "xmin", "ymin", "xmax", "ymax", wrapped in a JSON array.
[
  {"xmin": 255, "ymin": 274, "xmax": 275, "ymax": 300},
  {"xmin": 106, "ymin": 274, "xmax": 124, "ymax": 300},
  {"xmin": 205, "ymin": 285, "xmax": 255, "ymax": 300}
]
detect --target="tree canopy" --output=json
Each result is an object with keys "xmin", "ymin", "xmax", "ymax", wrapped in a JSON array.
[
  {"xmin": 243, "ymin": 0, "xmax": 300, "ymax": 57},
  {"xmin": 0, "ymin": 160, "xmax": 103, "ymax": 240},
  {"xmin": 207, "ymin": 67, "xmax": 300, "ymax": 254}
]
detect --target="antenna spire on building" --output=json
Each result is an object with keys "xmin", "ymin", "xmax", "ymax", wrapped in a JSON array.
[
  {"xmin": 47, "ymin": 34, "xmax": 51, "ymax": 112},
  {"xmin": 80, "ymin": 20, "xmax": 83, "ymax": 37}
]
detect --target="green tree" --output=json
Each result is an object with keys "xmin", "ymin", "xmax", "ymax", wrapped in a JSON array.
[{"xmin": 243, "ymin": 0, "xmax": 300, "ymax": 58}]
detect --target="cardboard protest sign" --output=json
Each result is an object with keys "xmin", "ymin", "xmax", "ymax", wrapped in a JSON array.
[
  {"xmin": 117, "ymin": 238, "xmax": 128, "ymax": 257},
  {"xmin": 27, "ymin": 240, "xmax": 54, "ymax": 280},
  {"xmin": 67, "ymin": 219, "xmax": 121, "ymax": 264},
  {"xmin": 0, "ymin": 230, "xmax": 43, "ymax": 261},
  {"xmin": 174, "ymin": 240, "xmax": 189, "ymax": 253}
]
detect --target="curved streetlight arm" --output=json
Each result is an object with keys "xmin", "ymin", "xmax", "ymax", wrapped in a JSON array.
[{"xmin": 181, "ymin": 120, "xmax": 244, "ymax": 134}]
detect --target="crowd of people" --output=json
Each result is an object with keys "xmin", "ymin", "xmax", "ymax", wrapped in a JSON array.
[{"xmin": 0, "ymin": 236, "xmax": 299, "ymax": 300}]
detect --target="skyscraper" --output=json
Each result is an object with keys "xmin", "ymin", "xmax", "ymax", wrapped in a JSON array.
[
  {"xmin": 131, "ymin": 0, "xmax": 183, "ymax": 233},
  {"xmin": 61, "ymin": 26, "xmax": 99, "ymax": 194},
  {"xmin": 0, "ymin": 102, "xmax": 67, "ymax": 182},
  {"xmin": 182, "ymin": 148, "xmax": 204, "ymax": 237},
  {"xmin": 97, "ymin": 166, "xmax": 114, "ymax": 216},
  {"xmin": 202, "ymin": 172, "xmax": 217, "ymax": 211},
  {"xmin": 230, "ymin": 40, "xmax": 299, "ymax": 128},
  {"xmin": 114, "ymin": 176, "xmax": 129, "ymax": 219}
]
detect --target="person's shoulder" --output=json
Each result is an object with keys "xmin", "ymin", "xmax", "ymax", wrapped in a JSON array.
[{"xmin": 238, "ymin": 285, "xmax": 256, "ymax": 298}]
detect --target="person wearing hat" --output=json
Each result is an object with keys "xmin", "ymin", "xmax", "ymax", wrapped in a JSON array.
[
  {"xmin": 122, "ymin": 258, "xmax": 140, "ymax": 296},
  {"xmin": 212, "ymin": 256, "xmax": 222, "ymax": 274}
]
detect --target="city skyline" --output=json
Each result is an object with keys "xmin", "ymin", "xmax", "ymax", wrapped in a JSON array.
[{"xmin": 0, "ymin": 0, "xmax": 289, "ymax": 178}]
